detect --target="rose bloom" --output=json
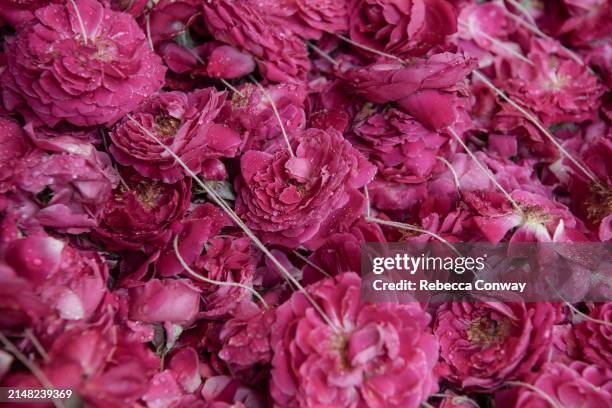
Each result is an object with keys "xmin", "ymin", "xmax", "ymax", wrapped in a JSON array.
[
  {"xmin": 261, "ymin": 0, "xmax": 349, "ymax": 39},
  {"xmin": 1, "ymin": 235, "xmax": 108, "ymax": 333},
  {"xmin": 128, "ymin": 278, "xmax": 201, "ymax": 325},
  {"xmin": 343, "ymin": 53, "xmax": 476, "ymax": 104},
  {"xmin": 495, "ymin": 361, "xmax": 612, "ymax": 407},
  {"xmin": 157, "ymin": 203, "xmax": 227, "ymax": 278},
  {"xmin": 1, "ymin": 319, "xmax": 161, "ymax": 408},
  {"xmin": 496, "ymin": 38, "xmax": 605, "ymax": 126},
  {"xmin": 271, "ymin": 272, "xmax": 439, "ymax": 408},
  {"xmin": 93, "ymin": 168, "xmax": 191, "ymax": 252},
  {"xmin": 222, "ymin": 83, "xmax": 306, "ymax": 152},
  {"xmin": 574, "ymin": 302, "xmax": 612, "ymax": 367},
  {"xmin": 0, "ymin": 0, "xmax": 53, "ymax": 26},
  {"xmin": 203, "ymin": 0, "xmax": 310, "ymax": 83},
  {"xmin": 434, "ymin": 302, "xmax": 562, "ymax": 390},
  {"xmin": 235, "ymin": 127, "xmax": 376, "ymax": 248},
  {"xmin": 1, "ymin": 0, "xmax": 165, "ymax": 127},
  {"xmin": 110, "ymin": 89, "xmax": 241, "ymax": 183},
  {"xmin": 349, "ymin": 0, "xmax": 458, "ymax": 57},
  {"xmin": 192, "ymin": 235, "xmax": 258, "ymax": 319},
  {"xmin": 303, "ymin": 218, "xmax": 386, "ymax": 284},
  {"xmin": 219, "ymin": 301, "xmax": 275, "ymax": 372},
  {"xmin": 351, "ymin": 107, "xmax": 449, "ymax": 184}
]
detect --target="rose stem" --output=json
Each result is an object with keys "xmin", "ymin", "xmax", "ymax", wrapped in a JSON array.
[
  {"xmin": 127, "ymin": 115, "xmax": 341, "ymax": 332},
  {"xmin": 172, "ymin": 236, "xmax": 269, "ymax": 309},
  {"xmin": 366, "ymin": 217, "xmax": 464, "ymax": 257},
  {"xmin": 248, "ymin": 75, "xmax": 295, "ymax": 158},
  {"xmin": 505, "ymin": 381, "xmax": 562, "ymax": 408},
  {"xmin": 429, "ymin": 394, "xmax": 479, "ymax": 407},
  {"xmin": 545, "ymin": 278, "xmax": 612, "ymax": 327},
  {"xmin": 100, "ymin": 129, "xmax": 130, "ymax": 190},
  {"xmin": 292, "ymin": 250, "xmax": 332, "ymax": 279},
  {"xmin": 447, "ymin": 127, "xmax": 522, "ymax": 212},
  {"xmin": 68, "ymin": 0, "xmax": 88, "ymax": 46},
  {"xmin": 24, "ymin": 329, "xmax": 49, "ymax": 362},
  {"xmin": 178, "ymin": 45, "xmax": 246, "ymax": 98},
  {"xmin": 459, "ymin": 22, "xmax": 534, "ymax": 66},
  {"xmin": 145, "ymin": 13, "xmax": 154, "ymax": 51},
  {"xmin": 335, "ymin": 34, "xmax": 406, "ymax": 65},
  {"xmin": 219, "ymin": 79, "xmax": 245, "ymax": 98},
  {"xmin": 307, "ymin": 42, "xmax": 339, "ymax": 66},
  {"xmin": 503, "ymin": 0, "xmax": 537, "ymax": 23},
  {"xmin": 471, "ymin": 70, "xmax": 602, "ymax": 186},
  {"xmin": 436, "ymin": 156, "xmax": 461, "ymax": 191},
  {"xmin": 363, "ymin": 184, "xmax": 371, "ymax": 219},
  {"xmin": 501, "ymin": 7, "xmax": 585, "ymax": 66},
  {"xmin": 0, "ymin": 332, "xmax": 66, "ymax": 408}
]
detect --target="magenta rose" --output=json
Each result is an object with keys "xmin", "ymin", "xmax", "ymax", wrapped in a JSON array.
[
  {"xmin": 128, "ymin": 278, "xmax": 201, "ymax": 325},
  {"xmin": 495, "ymin": 361, "xmax": 612, "ymax": 407},
  {"xmin": 219, "ymin": 301, "xmax": 275, "ymax": 372},
  {"xmin": 93, "ymin": 168, "xmax": 191, "ymax": 252},
  {"xmin": 435, "ymin": 302, "xmax": 562, "ymax": 390},
  {"xmin": 157, "ymin": 203, "xmax": 227, "ymax": 278},
  {"xmin": 235, "ymin": 127, "xmax": 376, "ymax": 248},
  {"xmin": 343, "ymin": 53, "xmax": 476, "ymax": 104},
  {"xmin": 289, "ymin": 0, "xmax": 348, "ymax": 38},
  {"xmin": 2, "ymin": 0, "xmax": 165, "ymax": 127},
  {"xmin": 271, "ymin": 272, "xmax": 439, "ymax": 407},
  {"xmin": 262, "ymin": 0, "xmax": 349, "ymax": 39},
  {"xmin": 203, "ymin": 0, "xmax": 310, "ymax": 83},
  {"xmin": 222, "ymin": 83, "xmax": 307, "ymax": 152},
  {"xmin": 0, "ymin": 117, "xmax": 33, "ymax": 194},
  {"xmin": 575, "ymin": 302, "xmax": 612, "ymax": 367},
  {"xmin": 303, "ymin": 218, "xmax": 386, "ymax": 284},
  {"xmin": 2, "ymin": 321, "xmax": 160, "ymax": 407},
  {"xmin": 352, "ymin": 107, "xmax": 449, "ymax": 184},
  {"xmin": 1, "ymin": 122, "xmax": 118, "ymax": 233},
  {"xmin": 191, "ymin": 235, "xmax": 258, "ymax": 319},
  {"xmin": 350, "ymin": 107, "xmax": 453, "ymax": 210},
  {"xmin": 496, "ymin": 38, "xmax": 605, "ymax": 126},
  {"xmin": 0, "ymin": 0, "xmax": 52, "ymax": 27},
  {"xmin": 349, "ymin": 0, "xmax": 458, "ymax": 57},
  {"xmin": 110, "ymin": 89, "xmax": 241, "ymax": 183}
]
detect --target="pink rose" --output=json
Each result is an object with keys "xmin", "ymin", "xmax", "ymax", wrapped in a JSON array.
[
  {"xmin": 2, "ymin": 0, "xmax": 165, "ymax": 127},
  {"xmin": 207, "ymin": 45, "xmax": 256, "ymax": 79},
  {"xmin": 190, "ymin": 235, "xmax": 259, "ymax": 319},
  {"xmin": 495, "ymin": 361, "xmax": 612, "ymax": 407},
  {"xmin": 235, "ymin": 127, "xmax": 376, "ymax": 248},
  {"xmin": 349, "ymin": 0, "xmax": 458, "ymax": 57},
  {"xmin": 0, "ymin": 0, "xmax": 53, "ymax": 27},
  {"xmin": 203, "ymin": 0, "xmax": 310, "ymax": 83},
  {"xmin": 157, "ymin": 203, "xmax": 227, "ymax": 278},
  {"xmin": 128, "ymin": 278, "xmax": 201, "ymax": 324},
  {"xmin": 0, "ymin": 117, "xmax": 33, "ymax": 194},
  {"xmin": 575, "ymin": 302, "xmax": 612, "ymax": 367},
  {"xmin": 271, "ymin": 272, "xmax": 439, "ymax": 407},
  {"xmin": 352, "ymin": 107, "xmax": 449, "ymax": 183},
  {"xmin": 110, "ymin": 89, "xmax": 241, "ymax": 183},
  {"xmin": 219, "ymin": 301, "xmax": 275, "ymax": 372},
  {"xmin": 303, "ymin": 218, "xmax": 386, "ymax": 284},
  {"xmin": 261, "ymin": 0, "xmax": 349, "ymax": 39},
  {"xmin": 496, "ymin": 39, "xmax": 605, "ymax": 126},
  {"xmin": 222, "ymin": 83, "xmax": 306, "ymax": 152},
  {"xmin": 2, "ymin": 320, "xmax": 161, "ymax": 407},
  {"xmin": 93, "ymin": 168, "xmax": 191, "ymax": 252},
  {"xmin": 2, "ymin": 122, "xmax": 118, "ymax": 233},
  {"xmin": 435, "ymin": 302, "xmax": 562, "ymax": 390},
  {"xmin": 343, "ymin": 53, "xmax": 476, "ymax": 104}
]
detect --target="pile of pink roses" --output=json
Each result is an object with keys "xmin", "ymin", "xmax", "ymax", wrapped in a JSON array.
[{"xmin": 0, "ymin": 0, "xmax": 610, "ymax": 407}]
